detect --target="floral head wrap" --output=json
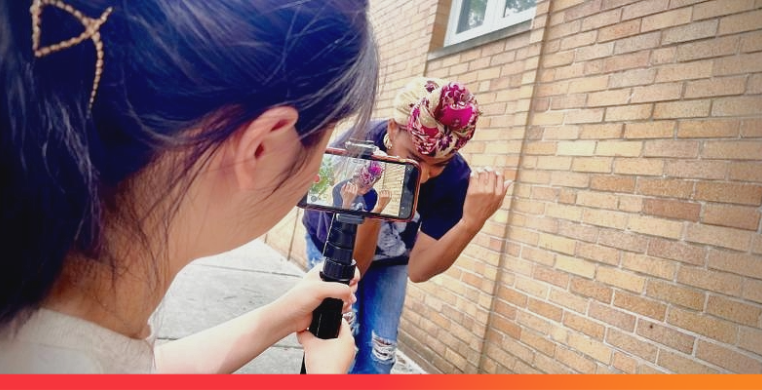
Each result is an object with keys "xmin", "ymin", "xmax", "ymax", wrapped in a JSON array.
[
  {"xmin": 355, "ymin": 161, "xmax": 384, "ymax": 187},
  {"xmin": 392, "ymin": 77, "xmax": 480, "ymax": 158}
]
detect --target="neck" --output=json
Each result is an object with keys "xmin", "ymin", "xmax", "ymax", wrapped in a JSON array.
[{"xmin": 44, "ymin": 248, "xmax": 175, "ymax": 339}]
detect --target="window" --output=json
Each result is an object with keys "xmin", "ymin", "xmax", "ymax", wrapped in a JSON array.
[{"xmin": 444, "ymin": 0, "xmax": 536, "ymax": 46}]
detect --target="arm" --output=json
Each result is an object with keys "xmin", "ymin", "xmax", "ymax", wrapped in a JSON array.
[
  {"xmin": 155, "ymin": 268, "xmax": 355, "ymax": 374},
  {"xmin": 408, "ymin": 169, "xmax": 511, "ymax": 283},
  {"xmin": 353, "ymin": 218, "xmax": 382, "ymax": 276}
]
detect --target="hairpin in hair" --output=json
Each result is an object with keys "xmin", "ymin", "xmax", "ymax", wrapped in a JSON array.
[{"xmin": 30, "ymin": 0, "xmax": 113, "ymax": 111}]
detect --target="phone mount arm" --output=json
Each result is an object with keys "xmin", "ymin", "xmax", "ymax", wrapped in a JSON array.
[{"xmin": 300, "ymin": 140, "xmax": 375, "ymax": 373}]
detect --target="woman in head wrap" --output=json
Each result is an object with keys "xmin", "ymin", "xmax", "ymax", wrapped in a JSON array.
[
  {"xmin": 331, "ymin": 161, "xmax": 390, "ymax": 212},
  {"xmin": 302, "ymin": 77, "xmax": 511, "ymax": 374}
]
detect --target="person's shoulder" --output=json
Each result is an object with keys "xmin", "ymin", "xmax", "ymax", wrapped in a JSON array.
[{"xmin": 442, "ymin": 153, "xmax": 471, "ymax": 183}]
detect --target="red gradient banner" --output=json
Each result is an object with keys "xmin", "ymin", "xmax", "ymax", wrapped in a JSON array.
[{"xmin": 1, "ymin": 375, "xmax": 761, "ymax": 390}]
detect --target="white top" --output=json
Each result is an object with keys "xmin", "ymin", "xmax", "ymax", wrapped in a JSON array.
[{"xmin": 0, "ymin": 309, "xmax": 156, "ymax": 373}]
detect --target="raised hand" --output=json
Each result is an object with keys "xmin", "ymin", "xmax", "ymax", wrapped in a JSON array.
[
  {"xmin": 373, "ymin": 188, "xmax": 392, "ymax": 213},
  {"xmin": 461, "ymin": 167, "xmax": 512, "ymax": 232},
  {"xmin": 340, "ymin": 182, "xmax": 360, "ymax": 209}
]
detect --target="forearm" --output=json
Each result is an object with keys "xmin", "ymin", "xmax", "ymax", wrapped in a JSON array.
[
  {"xmin": 353, "ymin": 218, "xmax": 382, "ymax": 276},
  {"xmin": 154, "ymin": 302, "xmax": 288, "ymax": 373},
  {"xmin": 408, "ymin": 220, "xmax": 482, "ymax": 283}
]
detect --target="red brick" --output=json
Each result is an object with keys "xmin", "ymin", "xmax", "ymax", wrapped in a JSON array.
[
  {"xmin": 614, "ymin": 32, "xmax": 661, "ymax": 54},
  {"xmin": 550, "ymin": 95, "xmax": 587, "ymax": 110},
  {"xmin": 712, "ymin": 96, "xmax": 762, "ymax": 117},
  {"xmin": 599, "ymin": 229, "xmax": 648, "ymax": 252},
  {"xmin": 647, "ymin": 238, "xmax": 706, "ymax": 265},
  {"xmin": 588, "ymin": 301, "xmax": 636, "ymax": 331},
  {"xmin": 694, "ymin": 0, "xmax": 756, "ymax": 20},
  {"xmin": 588, "ymin": 89, "xmax": 632, "ymax": 107},
  {"xmin": 576, "ymin": 242, "xmax": 620, "ymax": 265},
  {"xmin": 624, "ymin": 121, "xmax": 676, "ymax": 139},
  {"xmin": 664, "ymin": 160, "xmax": 728, "ymax": 180},
  {"xmin": 596, "ymin": 141, "xmax": 643, "ymax": 156},
  {"xmin": 678, "ymin": 119, "xmax": 740, "ymax": 138},
  {"xmin": 695, "ymin": 182, "xmax": 762, "ymax": 206},
  {"xmin": 644, "ymin": 140, "xmax": 700, "ymax": 158},
  {"xmin": 527, "ymin": 298, "xmax": 564, "ymax": 322},
  {"xmin": 563, "ymin": 312, "xmax": 605, "ymax": 340},
  {"xmin": 742, "ymin": 118, "xmax": 762, "ymax": 137},
  {"xmin": 676, "ymin": 36, "xmax": 740, "ymax": 62},
  {"xmin": 555, "ymin": 346, "xmax": 597, "ymax": 374},
  {"xmin": 706, "ymin": 295, "xmax": 762, "ymax": 326},
  {"xmin": 622, "ymin": 252, "xmax": 677, "ymax": 280},
  {"xmin": 714, "ymin": 52, "xmax": 762, "ymax": 76},
  {"xmin": 630, "ymin": 83, "xmax": 683, "ymax": 103},
  {"xmin": 569, "ymin": 75, "xmax": 610, "ymax": 93},
  {"xmin": 614, "ymin": 158, "xmax": 664, "ymax": 176},
  {"xmin": 740, "ymin": 328, "xmax": 762, "ymax": 356},
  {"xmin": 656, "ymin": 61, "xmax": 714, "ymax": 82},
  {"xmin": 696, "ymin": 341, "xmax": 762, "ymax": 373},
  {"xmin": 641, "ymin": 7, "xmax": 691, "ymax": 32},
  {"xmin": 685, "ymin": 77, "xmax": 746, "ymax": 99},
  {"xmin": 609, "ymin": 68, "xmax": 656, "ymax": 88},
  {"xmin": 604, "ymin": 51, "xmax": 651, "ymax": 72},
  {"xmin": 572, "ymin": 157, "xmax": 614, "ymax": 173},
  {"xmin": 636, "ymin": 319, "xmax": 695, "ymax": 353},
  {"xmin": 718, "ymin": 9, "xmax": 762, "ymax": 35},
  {"xmin": 668, "ymin": 307, "xmax": 739, "ymax": 344},
  {"xmin": 663, "ymin": 20, "xmax": 718, "ymax": 44},
  {"xmin": 703, "ymin": 204, "xmax": 761, "ymax": 230},
  {"xmin": 561, "ymin": 31, "xmax": 598, "ymax": 50},
  {"xmin": 597, "ymin": 266, "xmax": 646, "ymax": 293},
  {"xmin": 643, "ymin": 198, "xmax": 700, "ymax": 221},
  {"xmin": 744, "ymin": 279, "xmax": 762, "ymax": 303},
  {"xmin": 654, "ymin": 100, "xmax": 711, "ymax": 119},
  {"xmin": 657, "ymin": 350, "xmax": 721, "ymax": 374},
  {"xmin": 570, "ymin": 277, "xmax": 613, "ymax": 303},
  {"xmin": 599, "ymin": 19, "xmax": 642, "ymax": 42},
  {"xmin": 703, "ymin": 141, "xmax": 762, "ymax": 161},
  {"xmin": 677, "ymin": 266, "xmax": 745, "ymax": 296},
  {"xmin": 606, "ymin": 329, "xmax": 658, "ymax": 362},
  {"xmin": 636, "ymin": 178, "xmax": 694, "ymax": 198},
  {"xmin": 591, "ymin": 175, "xmax": 636, "ymax": 193},
  {"xmin": 613, "ymin": 291, "xmax": 667, "ymax": 321},
  {"xmin": 565, "ymin": 108, "xmax": 606, "ymax": 124},
  {"xmin": 708, "ymin": 249, "xmax": 762, "ymax": 280},
  {"xmin": 731, "ymin": 163, "xmax": 762, "ymax": 183},
  {"xmin": 646, "ymin": 279, "xmax": 705, "ymax": 310},
  {"xmin": 581, "ymin": 8, "xmax": 622, "ymax": 30},
  {"xmin": 567, "ymin": 332, "xmax": 613, "ymax": 364}
]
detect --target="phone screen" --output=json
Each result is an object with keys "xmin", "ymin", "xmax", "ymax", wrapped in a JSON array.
[{"xmin": 298, "ymin": 148, "xmax": 421, "ymax": 222}]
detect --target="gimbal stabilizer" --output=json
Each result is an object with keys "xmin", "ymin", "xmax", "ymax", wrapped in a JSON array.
[{"xmin": 299, "ymin": 140, "xmax": 376, "ymax": 374}]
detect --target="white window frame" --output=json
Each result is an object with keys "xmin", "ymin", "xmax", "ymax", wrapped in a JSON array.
[{"xmin": 444, "ymin": 0, "xmax": 536, "ymax": 46}]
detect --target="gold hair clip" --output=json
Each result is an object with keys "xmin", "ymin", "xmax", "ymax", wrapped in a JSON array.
[{"xmin": 30, "ymin": 0, "xmax": 113, "ymax": 111}]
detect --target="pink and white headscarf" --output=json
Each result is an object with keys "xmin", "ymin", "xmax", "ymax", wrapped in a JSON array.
[
  {"xmin": 392, "ymin": 77, "xmax": 480, "ymax": 158},
  {"xmin": 355, "ymin": 160, "xmax": 384, "ymax": 187}
]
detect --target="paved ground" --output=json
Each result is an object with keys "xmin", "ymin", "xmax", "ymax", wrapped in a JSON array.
[{"xmin": 157, "ymin": 239, "xmax": 424, "ymax": 374}]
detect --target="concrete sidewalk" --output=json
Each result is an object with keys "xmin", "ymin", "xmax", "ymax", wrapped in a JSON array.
[{"xmin": 157, "ymin": 239, "xmax": 424, "ymax": 374}]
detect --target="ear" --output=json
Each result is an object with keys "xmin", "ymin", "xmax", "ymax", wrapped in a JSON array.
[
  {"xmin": 229, "ymin": 106, "xmax": 299, "ymax": 190},
  {"xmin": 387, "ymin": 119, "xmax": 399, "ymax": 140}
]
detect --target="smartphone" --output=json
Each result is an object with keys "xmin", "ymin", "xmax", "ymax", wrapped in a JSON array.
[{"xmin": 298, "ymin": 147, "xmax": 421, "ymax": 222}]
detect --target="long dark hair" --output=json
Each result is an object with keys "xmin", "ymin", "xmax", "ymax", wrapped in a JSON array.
[{"xmin": 0, "ymin": 0, "xmax": 378, "ymax": 326}]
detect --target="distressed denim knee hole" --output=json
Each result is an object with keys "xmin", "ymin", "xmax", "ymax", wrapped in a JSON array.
[{"xmin": 370, "ymin": 331, "xmax": 397, "ymax": 364}]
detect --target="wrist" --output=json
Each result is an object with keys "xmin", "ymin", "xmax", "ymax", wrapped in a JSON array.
[{"xmin": 458, "ymin": 218, "xmax": 484, "ymax": 235}]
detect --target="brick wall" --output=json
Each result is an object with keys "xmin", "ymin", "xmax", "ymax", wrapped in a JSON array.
[{"xmin": 265, "ymin": 0, "xmax": 762, "ymax": 374}]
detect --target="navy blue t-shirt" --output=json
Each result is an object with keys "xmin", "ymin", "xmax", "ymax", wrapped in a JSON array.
[
  {"xmin": 302, "ymin": 120, "xmax": 471, "ymax": 266},
  {"xmin": 332, "ymin": 179, "xmax": 378, "ymax": 212}
]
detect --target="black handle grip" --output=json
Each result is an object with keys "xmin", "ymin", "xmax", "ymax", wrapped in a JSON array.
[{"xmin": 308, "ymin": 297, "xmax": 345, "ymax": 339}]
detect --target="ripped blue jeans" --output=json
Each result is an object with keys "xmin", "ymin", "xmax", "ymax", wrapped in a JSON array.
[{"xmin": 305, "ymin": 235, "xmax": 408, "ymax": 374}]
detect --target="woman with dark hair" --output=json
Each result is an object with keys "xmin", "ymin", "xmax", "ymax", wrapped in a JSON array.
[
  {"xmin": 0, "ymin": 0, "xmax": 377, "ymax": 373},
  {"xmin": 303, "ymin": 77, "xmax": 510, "ymax": 374}
]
